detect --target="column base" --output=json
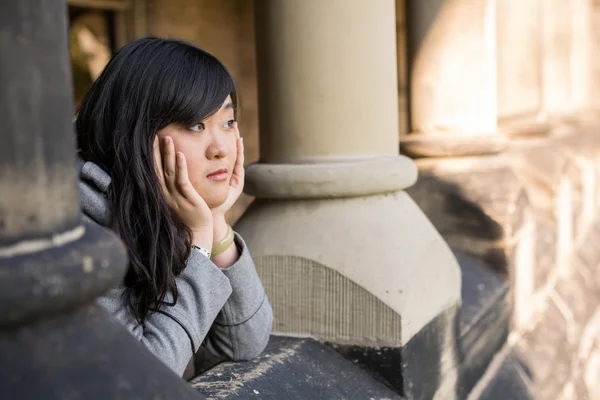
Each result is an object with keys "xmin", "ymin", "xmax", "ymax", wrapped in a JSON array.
[
  {"xmin": 0, "ymin": 221, "xmax": 204, "ymax": 399},
  {"xmin": 236, "ymin": 156, "xmax": 461, "ymax": 347},
  {"xmin": 499, "ymin": 114, "xmax": 552, "ymax": 138},
  {"xmin": 400, "ymin": 134, "xmax": 508, "ymax": 158}
]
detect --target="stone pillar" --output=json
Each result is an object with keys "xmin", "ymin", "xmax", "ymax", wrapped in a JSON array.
[
  {"xmin": 402, "ymin": 0, "xmax": 507, "ymax": 157},
  {"xmin": 541, "ymin": 0, "xmax": 595, "ymax": 121},
  {"xmin": 402, "ymin": 0, "xmax": 535, "ymax": 335},
  {"xmin": 592, "ymin": 2, "xmax": 600, "ymax": 111},
  {"xmin": 495, "ymin": 0, "xmax": 551, "ymax": 136},
  {"xmin": 255, "ymin": 1, "xmax": 399, "ymax": 162},
  {"xmin": 0, "ymin": 1, "xmax": 204, "ymax": 398},
  {"xmin": 237, "ymin": 0, "xmax": 461, "ymax": 397},
  {"xmin": 568, "ymin": 0, "xmax": 594, "ymax": 117}
]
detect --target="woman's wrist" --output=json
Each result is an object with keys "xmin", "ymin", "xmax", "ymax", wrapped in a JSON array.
[
  {"xmin": 210, "ymin": 213, "xmax": 238, "ymax": 268},
  {"xmin": 212, "ymin": 214, "xmax": 229, "ymax": 243},
  {"xmin": 191, "ymin": 227, "xmax": 213, "ymax": 253}
]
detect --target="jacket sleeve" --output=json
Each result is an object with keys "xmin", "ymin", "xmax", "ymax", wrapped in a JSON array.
[
  {"xmin": 96, "ymin": 250, "xmax": 234, "ymax": 376},
  {"xmin": 203, "ymin": 232, "xmax": 273, "ymax": 361}
]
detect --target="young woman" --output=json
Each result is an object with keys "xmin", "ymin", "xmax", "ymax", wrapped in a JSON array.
[{"xmin": 76, "ymin": 37, "xmax": 273, "ymax": 376}]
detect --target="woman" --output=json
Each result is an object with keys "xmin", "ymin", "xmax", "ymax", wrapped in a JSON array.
[{"xmin": 76, "ymin": 37, "xmax": 273, "ymax": 376}]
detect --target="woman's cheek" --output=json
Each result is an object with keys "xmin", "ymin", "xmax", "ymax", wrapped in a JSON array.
[{"xmin": 182, "ymin": 154, "xmax": 204, "ymax": 184}]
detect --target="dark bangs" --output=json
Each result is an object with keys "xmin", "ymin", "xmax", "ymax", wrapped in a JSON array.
[{"xmin": 153, "ymin": 40, "xmax": 237, "ymax": 129}]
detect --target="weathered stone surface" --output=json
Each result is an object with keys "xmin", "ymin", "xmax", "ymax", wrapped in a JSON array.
[
  {"xmin": 500, "ymin": 118, "xmax": 551, "ymax": 138},
  {"xmin": 532, "ymin": 216, "xmax": 558, "ymax": 292},
  {"xmin": 507, "ymin": 135, "xmax": 569, "ymax": 219},
  {"xmin": 329, "ymin": 252, "xmax": 508, "ymax": 399},
  {"xmin": 401, "ymin": 134, "xmax": 508, "ymax": 158},
  {"xmin": 481, "ymin": 219, "xmax": 600, "ymax": 399},
  {"xmin": 455, "ymin": 250, "xmax": 509, "ymax": 398},
  {"xmin": 515, "ymin": 300, "xmax": 573, "ymax": 399},
  {"xmin": 407, "ymin": 154, "xmax": 532, "ymax": 328},
  {"xmin": 510, "ymin": 127, "xmax": 600, "ymax": 250},
  {"xmin": 476, "ymin": 349, "xmax": 535, "ymax": 400},
  {"xmin": 333, "ymin": 306, "xmax": 459, "ymax": 400},
  {"xmin": 191, "ymin": 336, "xmax": 402, "ymax": 399},
  {"xmin": 407, "ymin": 155, "xmax": 527, "ymax": 276},
  {"xmin": 0, "ymin": 304, "xmax": 205, "ymax": 400},
  {"xmin": 406, "ymin": 128, "xmax": 600, "ymax": 399}
]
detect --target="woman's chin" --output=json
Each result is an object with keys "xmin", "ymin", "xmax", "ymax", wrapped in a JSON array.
[{"xmin": 204, "ymin": 192, "xmax": 229, "ymax": 209}]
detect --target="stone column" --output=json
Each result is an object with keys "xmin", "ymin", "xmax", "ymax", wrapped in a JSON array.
[
  {"xmin": 402, "ymin": 0, "xmax": 507, "ymax": 157},
  {"xmin": 541, "ymin": 0, "xmax": 594, "ymax": 121},
  {"xmin": 0, "ymin": 1, "xmax": 205, "ymax": 397},
  {"xmin": 237, "ymin": 0, "xmax": 461, "ymax": 397},
  {"xmin": 592, "ymin": 2, "xmax": 600, "ymax": 112},
  {"xmin": 402, "ymin": 0, "xmax": 536, "ymax": 334},
  {"xmin": 495, "ymin": 0, "xmax": 552, "ymax": 136},
  {"xmin": 568, "ymin": 0, "xmax": 594, "ymax": 117}
]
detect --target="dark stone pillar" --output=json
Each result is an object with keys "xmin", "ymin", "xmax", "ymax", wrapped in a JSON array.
[{"xmin": 0, "ymin": 1, "xmax": 204, "ymax": 398}]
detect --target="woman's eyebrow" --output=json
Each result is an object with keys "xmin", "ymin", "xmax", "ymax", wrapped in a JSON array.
[{"xmin": 222, "ymin": 102, "xmax": 234, "ymax": 111}]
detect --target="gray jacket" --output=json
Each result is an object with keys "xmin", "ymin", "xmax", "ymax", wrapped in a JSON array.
[{"xmin": 79, "ymin": 160, "xmax": 273, "ymax": 376}]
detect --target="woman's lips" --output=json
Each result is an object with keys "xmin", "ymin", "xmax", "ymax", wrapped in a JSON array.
[{"xmin": 207, "ymin": 168, "xmax": 228, "ymax": 181}]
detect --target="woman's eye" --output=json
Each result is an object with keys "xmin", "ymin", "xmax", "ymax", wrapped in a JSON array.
[
  {"xmin": 225, "ymin": 119, "xmax": 236, "ymax": 129},
  {"xmin": 189, "ymin": 122, "xmax": 205, "ymax": 132}
]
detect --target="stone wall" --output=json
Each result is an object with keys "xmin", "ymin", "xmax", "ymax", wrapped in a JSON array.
[{"xmin": 405, "ymin": 122, "xmax": 600, "ymax": 399}]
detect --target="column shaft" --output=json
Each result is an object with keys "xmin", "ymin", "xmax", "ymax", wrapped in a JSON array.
[
  {"xmin": 406, "ymin": 0, "xmax": 497, "ymax": 137},
  {"xmin": 255, "ymin": 0, "xmax": 399, "ymax": 163},
  {"xmin": 0, "ymin": 2, "xmax": 206, "ymax": 397}
]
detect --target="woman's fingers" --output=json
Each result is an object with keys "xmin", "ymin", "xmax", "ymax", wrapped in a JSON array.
[
  {"xmin": 238, "ymin": 137, "xmax": 245, "ymax": 167},
  {"xmin": 162, "ymin": 136, "xmax": 177, "ymax": 192},
  {"xmin": 155, "ymin": 136, "xmax": 212, "ymax": 231},
  {"xmin": 160, "ymin": 136, "xmax": 202, "ymax": 206},
  {"xmin": 231, "ymin": 137, "xmax": 245, "ymax": 189},
  {"xmin": 175, "ymin": 151, "xmax": 203, "ymax": 206},
  {"xmin": 234, "ymin": 121, "xmax": 240, "ymax": 139}
]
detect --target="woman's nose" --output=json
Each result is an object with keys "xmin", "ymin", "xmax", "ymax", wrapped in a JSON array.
[{"xmin": 206, "ymin": 134, "xmax": 228, "ymax": 159}]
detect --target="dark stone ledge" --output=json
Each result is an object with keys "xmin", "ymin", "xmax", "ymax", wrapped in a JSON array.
[{"xmin": 191, "ymin": 336, "xmax": 402, "ymax": 399}]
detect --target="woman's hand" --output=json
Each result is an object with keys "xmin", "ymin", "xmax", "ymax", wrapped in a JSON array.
[
  {"xmin": 211, "ymin": 123, "xmax": 244, "ymax": 268},
  {"xmin": 154, "ymin": 135, "xmax": 213, "ymax": 249},
  {"xmin": 211, "ymin": 122, "xmax": 245, "ymax": 219}
]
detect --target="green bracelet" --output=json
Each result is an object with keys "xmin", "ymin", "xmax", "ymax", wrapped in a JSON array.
[{"xmin": 211, "ymin": 224, "xmax": 234, "ymax": 257}]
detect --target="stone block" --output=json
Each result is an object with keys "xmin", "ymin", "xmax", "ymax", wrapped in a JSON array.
[
  {"xmin": 455, "ymin": 250, "xmax": 509, "ymax": 398},
  {"xmin": 330, "ymin": 250, "xmax": 510, "ymax": 399},
  {"xmin": 190, "ymin": 336, "xmax": 402, "ymax": 399},
  {"xmin": 514, "ymin": 300, "xmax": 573, "ymax": 399},
  {"xmin": 333, "ymin": 306, "xmax": 459, "ymax": 400},
  {"xmin": 476, "ymin": 349, "xmax": 535, "ymax": 400},
  {"xmin": 510, "ymin": 128, "xmax": 600, "ymax": 255},
  {"xmin": 406, "ymin": 155, "xmax": 533, "ymax": 327},
  {"xmin": 532, "ymin": 216, "xmax": 558, "ymax": 292},
  {"xmin": 483, "ymin": 219, "xmax": 600, "ymax": 399},
  {"xmin": 407, "ymin": 155, "xmax": 528, "ymax": 276}
]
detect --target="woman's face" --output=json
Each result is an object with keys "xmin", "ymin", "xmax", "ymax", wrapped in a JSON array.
[{"xmin": 156, "ymin": 96, "xmax": 237, "ymax": 208}]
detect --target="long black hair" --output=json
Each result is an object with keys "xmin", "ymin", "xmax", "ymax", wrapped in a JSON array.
[{"xmin": 76, "ymin": 37, "xmax": 237, "ymax": 322}]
